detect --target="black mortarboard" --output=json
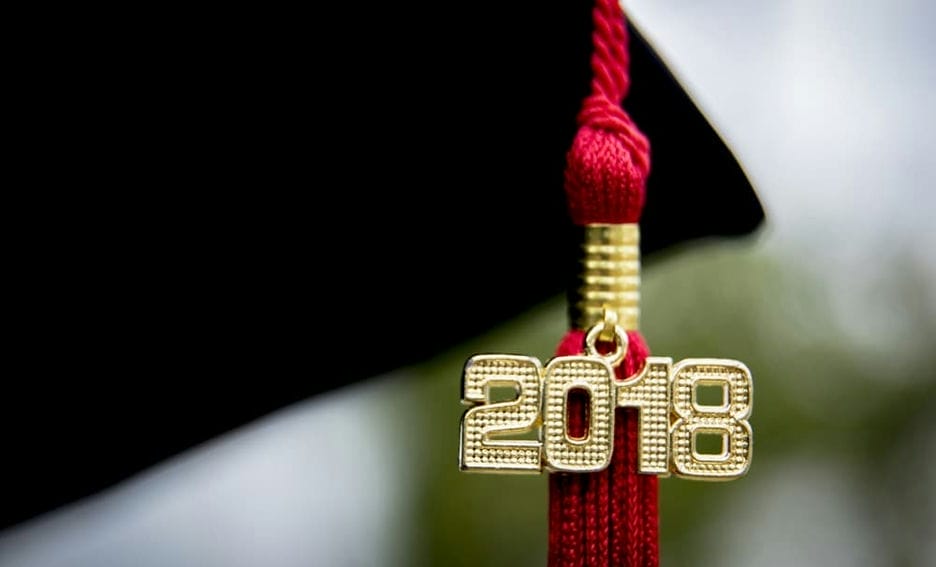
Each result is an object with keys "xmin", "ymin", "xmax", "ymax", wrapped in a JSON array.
[{"xmin": 4, "ymin": 4, "xmax": 762, "ymax": 528}]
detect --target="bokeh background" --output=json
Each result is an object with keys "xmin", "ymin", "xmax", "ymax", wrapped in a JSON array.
[{"xmin": 2, "ymin": 0, "xmax": 934, "ymax": 565}]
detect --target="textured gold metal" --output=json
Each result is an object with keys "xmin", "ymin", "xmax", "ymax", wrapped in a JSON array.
[
  {"xmin": 542, "ymin": 356, "xmax": 615, "ymax": 472},
  {"xmin": 669, "ymin": 359, "xmax": 753, "ymax": 480},
  {"xmin": 616, "ymin": 357, "xmax": 673, "ymax": 475},
  {"xmin": 457, "ymin": 331, "xmax": 754, "ymax": 479},
  {"xmin": 569, "ymin": 224, "xmax": 640, "ymax": 331},
  {"xmin": 460, "ymin": 355, "xmax": 544, "ymax": 472}
]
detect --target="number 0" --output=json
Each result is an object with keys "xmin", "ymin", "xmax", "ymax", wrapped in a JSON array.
[{"xmin": 542, "ymin": 356, "xmax": 615, "ymax": 472}]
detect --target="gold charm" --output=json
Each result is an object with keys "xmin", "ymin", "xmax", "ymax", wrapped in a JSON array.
[
  {"xmin": 459, "ymin": 223, "xmax": 753, "ymax": 480},
  {"xmin": 458, "ymin": 322, "xmax": 754, "ymax": 480}
]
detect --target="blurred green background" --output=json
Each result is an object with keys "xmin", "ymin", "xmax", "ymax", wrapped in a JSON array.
[
  {"xmin": 398, "ymin": 241, "xmax": 935, "ymax": 566},
  {"xmin": 389, "ymin": 0, "xmax": 936, "ymax": 561},
  {"xmin": 375, "ymin": 0, "xmax": 936, "ymax": 563}
]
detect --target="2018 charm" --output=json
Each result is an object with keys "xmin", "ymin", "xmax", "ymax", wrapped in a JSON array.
[{"xmin": 459, "ymin": 322, "xmax": 753, "ymax": 480}]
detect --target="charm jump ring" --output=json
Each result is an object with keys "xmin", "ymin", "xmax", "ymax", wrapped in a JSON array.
[{"xmin": 584, "ymin": 321, "xmax": 629, "ymax": 367}]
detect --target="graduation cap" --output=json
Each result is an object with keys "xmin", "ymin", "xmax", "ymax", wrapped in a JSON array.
[{"xmin": 3, "ymin": 4, "xmax": 762, "ymax": 529}]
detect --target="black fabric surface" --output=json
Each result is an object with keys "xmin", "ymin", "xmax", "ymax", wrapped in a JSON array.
[{"xmin": 4, "ymin": 4, "xmax": 763, "ymax": 528}]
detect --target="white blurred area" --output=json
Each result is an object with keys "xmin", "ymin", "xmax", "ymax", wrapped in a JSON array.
[
  {"xmin": 631, "ymin": 2, "xmax": 936, "ymax": 566},
  {"xmin": 629, "ymin": 2, "xmax": 936, "ymax": 566},
  {"xmin": 0, "ymin": 379, "xmax": 415, "ymax": 567},
  {"xmin": 628, "ymin": 0, "xmax": 936, "ymax": 357},
  {"xmin": 3, "ymin": 1, "xmax": 934, "ymax": 566}
]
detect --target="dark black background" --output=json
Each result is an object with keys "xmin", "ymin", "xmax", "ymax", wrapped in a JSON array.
[{"xmin": 4, "ymin": 4, "xmax": 762, "ymax": 529}]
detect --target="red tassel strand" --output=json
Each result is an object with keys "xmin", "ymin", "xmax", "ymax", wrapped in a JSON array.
[{"xmin": 547, "ymin": 0, "xmax": 657, "ymax": 565}]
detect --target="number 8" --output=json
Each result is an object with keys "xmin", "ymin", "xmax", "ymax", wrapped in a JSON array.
[{"xmin": 669, "ymin": 359, "xmax": 753, "ymax": 480}]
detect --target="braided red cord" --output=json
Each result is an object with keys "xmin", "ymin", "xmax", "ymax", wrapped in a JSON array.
[{"xmin": 548, "ymin": 1, "xmax": 656, "ymax": 565}]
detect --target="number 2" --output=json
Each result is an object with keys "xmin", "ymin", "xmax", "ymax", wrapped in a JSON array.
[{"xmin": 460, "ymin": 355, "xmax": 543, "ymax": 472}]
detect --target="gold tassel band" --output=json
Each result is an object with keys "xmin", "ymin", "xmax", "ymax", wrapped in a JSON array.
[{"xmin": 568, "ymin": 223, "xmax": 640, "ymax": 331}]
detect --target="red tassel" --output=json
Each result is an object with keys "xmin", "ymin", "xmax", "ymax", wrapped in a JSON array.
[
  {"xmin": 548, "ymin": 331, "xmax": 656, "ymax": 566},
  {"xmin": 548, "ymin": 0, "xmax": 657, "ymax": 565}
]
